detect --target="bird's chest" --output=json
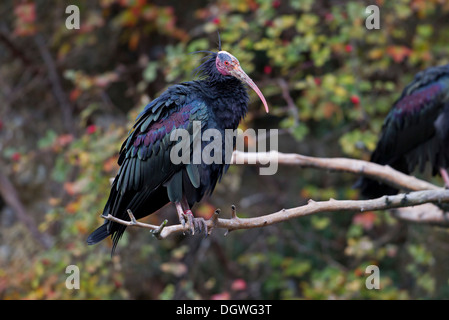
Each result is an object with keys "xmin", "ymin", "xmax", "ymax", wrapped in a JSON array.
[
  {"xmin": 206, "ymin": 82, "xmax": 248, "ymax": 129},
  {"xmin": 210, "ymin": 98, "xmax": 248, "ymax": 131}
]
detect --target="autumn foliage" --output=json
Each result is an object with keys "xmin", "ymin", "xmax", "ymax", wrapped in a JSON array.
[{"xmin": 1, "ymin": 0, "xmax": 449, "ymax": 299}]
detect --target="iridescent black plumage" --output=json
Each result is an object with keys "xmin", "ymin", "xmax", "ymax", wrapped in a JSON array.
[
  {"xmin": 357, "ymin": 64, "xmax": 449, "ymax": 198},
  {"xmin": 87, "ymin": 51, "xmax": 251, "ymax": 252}
]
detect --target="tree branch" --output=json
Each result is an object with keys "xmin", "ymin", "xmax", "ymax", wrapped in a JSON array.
[
  {"xmin": 103, "ymin": 189, "xmax": 449, "ymax": 239},
  {"xmin": 393, "ymin": 203, "xmax": 449, "ymax": 226},
  {"xmin": 231, "ymin": 150, "xmax": 440, "ymax": 192},
  {"xmin": 102, "ymin": 151, "xmax": 448, "ymax": 239}
]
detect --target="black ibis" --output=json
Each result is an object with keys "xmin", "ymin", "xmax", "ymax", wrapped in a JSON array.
[
  {"xmin": 357, "ymin": 64, "xmax": 449, "ymax": 198},
  {"xmin": 87, "ymin": 44, "xmax": 269, "ymax": 252}
]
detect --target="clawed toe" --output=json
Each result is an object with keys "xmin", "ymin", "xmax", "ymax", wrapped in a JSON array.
[
  {"xmin": 180, "ymin": 210, "xmax": 208, "ymax": 236},
  {"xmin": 193, "ymin": 217, "xmax": 208, "ymax": 237}
]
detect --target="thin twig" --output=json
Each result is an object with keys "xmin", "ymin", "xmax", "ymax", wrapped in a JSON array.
[
  {"xmin": 0, "ymin": 169, "xmax": 52, "ymax": 248},
  {"xmin": 277, "ymin": 78, "xmax": 299, "ymax": 126},
  {"xmin": 34, "ymin": 33, "xmax": 74, "ymax": 134}
]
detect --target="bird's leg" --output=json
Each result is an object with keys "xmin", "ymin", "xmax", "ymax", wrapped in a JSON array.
[
  {"xmin": 440, "ymin": 168, "xmax": 449, "ymax": 188},
  {"xmin": 176, "ymin": 196, "xmax": 208, "ymax": 236},
  {"xmin": 175, "ymin": 201, "xmax": 188, "ymax": 230}
]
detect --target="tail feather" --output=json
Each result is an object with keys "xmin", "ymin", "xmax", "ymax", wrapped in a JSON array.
[
  {"xmin": 354, "ymin": 176, "xmax": 399, "ymax": 199},
  {"xmin": 87, "ymin": 222, "xmax": 111, "ymax": 245},
  {"xmin": 356, "ymin": 148, "xmax": 410, "ymax": 199},
  {"xmin": 87, "ymin": 184, "xmax": 171, "ymax": 254}
]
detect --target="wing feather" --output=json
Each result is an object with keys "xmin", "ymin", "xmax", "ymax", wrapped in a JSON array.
[{"xmin": 88, "ymin": 83, "xmax": 211, "ymax": 252}]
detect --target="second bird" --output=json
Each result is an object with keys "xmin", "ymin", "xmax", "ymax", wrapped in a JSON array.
[{"xmin": 358, "ymin": 64, "xmax": 449, "ymax": 198}]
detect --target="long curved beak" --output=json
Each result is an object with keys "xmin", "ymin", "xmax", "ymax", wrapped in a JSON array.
[{"xmin": 231, "ymin": 67, "xmax": 269, "ymax": 113}]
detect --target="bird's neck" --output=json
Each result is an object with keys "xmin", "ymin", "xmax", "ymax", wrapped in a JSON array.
[{"xmin": 207, "ymin": 78, "xmax": 249, "ymax": 129}]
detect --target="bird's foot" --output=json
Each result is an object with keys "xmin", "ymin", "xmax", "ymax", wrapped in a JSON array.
[{"xmin": 181, "ymin": 210, "xmax": 208, "ymax": 236}]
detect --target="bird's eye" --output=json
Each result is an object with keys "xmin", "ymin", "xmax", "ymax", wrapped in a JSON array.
[{"xmin": 224, "ymin": 61, "xmax": 229, "ymax": 66}]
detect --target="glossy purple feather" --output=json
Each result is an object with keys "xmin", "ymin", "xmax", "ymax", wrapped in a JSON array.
[
  {"xmin": 133, "ymin": 105, "xmax": 191, "ymax": 148},
  {"xmin": 393, "ymin": 82, "xmax": 442, "ymax": 116}
]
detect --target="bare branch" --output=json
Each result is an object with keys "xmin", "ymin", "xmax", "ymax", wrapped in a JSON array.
[
  {"xmin": 0, "ymin": 169, "xmax": 53, "ymax": 248},
  {"xmin": 393, "ymin": 203, "xmax": 449, "ymax": 226},
  {"xmin": 103, "ymin": 189, "xmax": 449, "ymax": 239},
  {"xmin": 34, "ymin": 34, "xmax": 75, "ymax": 134},
  {"xmin": 231, "ymin": 150, "xmax": 440, "ymax": 192},
  {"xmin": 277, "ymin": 78, "xmax": 299, "ymax": 126}
]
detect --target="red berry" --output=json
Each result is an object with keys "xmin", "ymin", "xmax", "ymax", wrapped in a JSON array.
[
  {"xmin": 263, "ymin": 65, "xmax": 272, "ymax": 75},
  {"xmin": 264, "ymin": 20, "xmax": 274, "ymax": 27},
  {"xmin": 212, "ymin": 17, "xmax": 220, "ymax": 25},
  {"xmin": 86, "ymin": 124, "xmax": 97, "ymax": 134},
  {"xmin": 314, "ymin": 77, "xmax": 321, "ymax": 86},
  {"xmin": 11, "ymin": 152, "xmax": 21, "ymax": 162},
  {"xmin": 272, "ymin": 0, "xmax": 281, "ymax": 9},
  {"xmin": 345, "ymin": 44, "xmax": 353, "ymax": 53},
  {"xmin": 350, "ymin": 95, "xmax": 360, "ymax": 105}
]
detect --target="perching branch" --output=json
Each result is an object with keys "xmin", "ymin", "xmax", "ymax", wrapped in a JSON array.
[
  {"xmin": 103, "ymin": 189, "xmax": 449, "ymax": 239},
  {"xmin": 102, "ymin": 151, "xmax": 448, "ymax": 239}
]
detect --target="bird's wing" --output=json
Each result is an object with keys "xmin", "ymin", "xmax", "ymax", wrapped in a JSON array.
[
  {"xmin": 115, "ymin": 90, "xmax": 209, "ymax": 200},
  {"xmin": 92, "ymin": 85, "xmax": 209, "ymax": 251},
  {"xmin": 107, "ymin": 85, "xmax": 208, "ymax": 219}
]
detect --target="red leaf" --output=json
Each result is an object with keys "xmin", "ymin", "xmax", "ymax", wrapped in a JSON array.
[
  {"xmin": 14, "ymin": 3, "xmax": 36, "ymax": 24},
  {"xmin": 386, "ymin": 46, "xmax": 412, "ymax": 63},
  {"xmin": 353, "ymin": 211, "xmax": 377, "ymax": 230},
  {"xmin": 195, "ymin": 202, "xmax": 215, "ymax": 219},
  {"xmin": 231, "ymin": 279, "xmax": 247, "ymax": 291},
  {"xmin": 69, "ymin": 89, "xmax": 81, "ymax": 102},
  {"xmin": 13, "ymin": 3, "xmax": 36, "ymax": 36},
  {"xmin": 211, "ymin": 291, "xmax": 230, "ymax": 300}
]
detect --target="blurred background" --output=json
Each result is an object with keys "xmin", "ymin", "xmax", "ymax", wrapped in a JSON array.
[{"xmin": 1, "ymin": 0, "xmax": 449, "ymax": 299}]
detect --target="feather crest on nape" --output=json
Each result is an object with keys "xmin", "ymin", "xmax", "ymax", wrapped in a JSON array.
[
  {"xmin": 217, "ymin": 30, "xmax": 222, "ymax": 51},
  {"xmin": 191, "ymin": 51, "xmax": 218, "ymax": 80},
  {"xmin": 188, "ymin": 32, "xmax": 223, "ymax": 80}
]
